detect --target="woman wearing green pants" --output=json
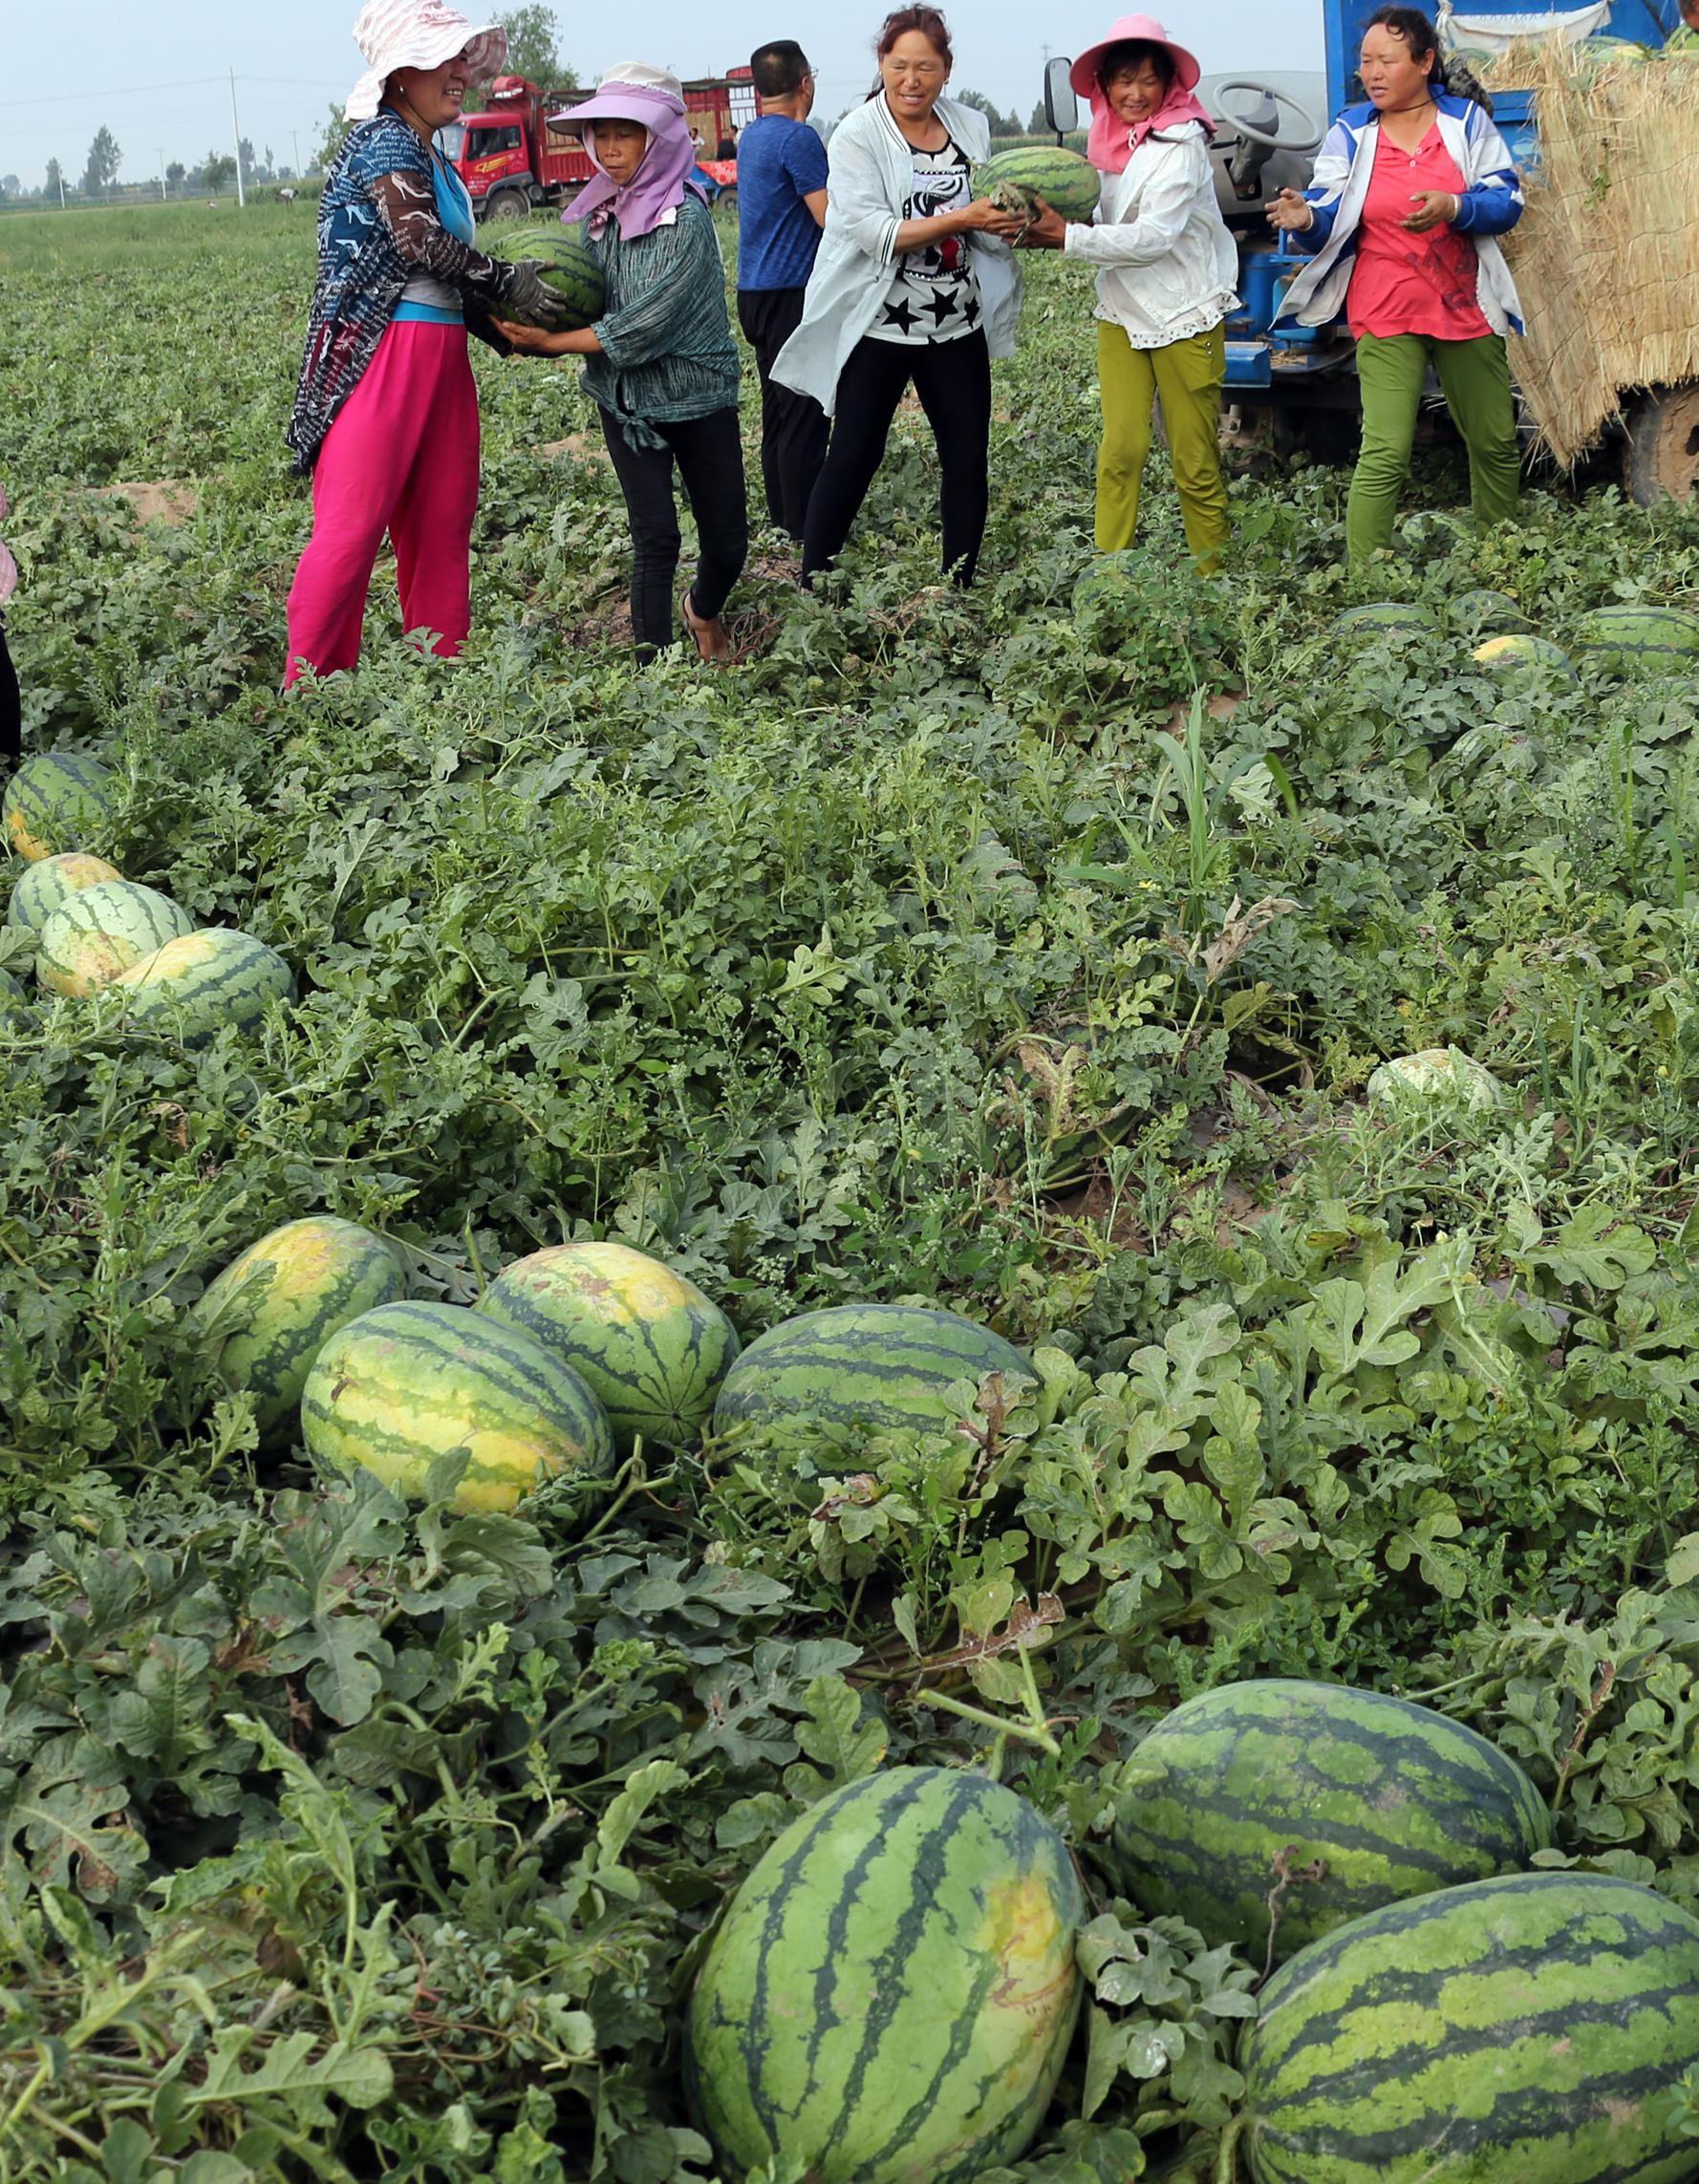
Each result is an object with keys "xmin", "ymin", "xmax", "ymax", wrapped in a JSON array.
[
  {"xmin": 1268, "ymin": 5, "xmax": 1525, "ymax": 564},
  {"xmin": 1019, "ymin": 15, "xmax": 1238, "ymax": 570}
]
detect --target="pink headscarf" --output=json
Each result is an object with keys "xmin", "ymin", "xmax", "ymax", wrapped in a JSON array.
[
  {"xmin": 1070, "ymin": 14, "xmax": 1217, "ymax": 176},
  {"xmin": 556, "ymin": 68, "xmax": 707, "ymax": 242},
  {"xmin": 1086, "ymin": 79, "xmax": 1217, "ymax": 173}
]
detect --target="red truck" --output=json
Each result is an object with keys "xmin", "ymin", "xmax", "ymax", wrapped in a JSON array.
[{"xmin": 440, "ymin": 70, "xmax": 761, "ymax": 222}]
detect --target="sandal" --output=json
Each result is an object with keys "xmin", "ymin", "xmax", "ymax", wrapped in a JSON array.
[{"xmin": 679, "ymin": 589, "xmax": 733, "ymax": 665}]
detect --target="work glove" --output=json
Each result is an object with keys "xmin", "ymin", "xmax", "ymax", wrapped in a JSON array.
[{"xmin": 495, "ymin": 260, "xmax": 560, "ymax": 326}]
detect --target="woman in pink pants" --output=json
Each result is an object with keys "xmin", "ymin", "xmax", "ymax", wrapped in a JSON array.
[{"xmin": 284, "ymin": 0, "xmax": 552, "ymax": 683}]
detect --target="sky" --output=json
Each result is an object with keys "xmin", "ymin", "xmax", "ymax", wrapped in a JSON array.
[{"xmin": 0, "ymin": 0, "xmax": 1324, "ymax": 188}]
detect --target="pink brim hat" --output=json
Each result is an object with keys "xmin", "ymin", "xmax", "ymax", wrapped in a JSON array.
[
  {"xmin": 1070, "ymin": 13, "xmax": 1202, "ymax": 96},
  {"xmin": 344, "ymin": 0, "xmax": 507, "ymax": 121}
]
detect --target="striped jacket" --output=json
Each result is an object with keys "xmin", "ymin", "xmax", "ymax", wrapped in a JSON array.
[
  {"xmin": 581, "ymin": 193, "xmax": 741, "ymax": 450},
  {"xmin": 1274, "ymin": 90, "xmax": 1524, "ymax": 335}
]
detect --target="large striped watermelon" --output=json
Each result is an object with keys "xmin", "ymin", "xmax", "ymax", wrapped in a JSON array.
[
  {"xmin": 712, "ymin": 1303, "xmax": 1029, "ymax": 1435},
  {"xmin": 301, "ymin": 1298, "xmax": 614, "ymax": 1512},
  {"xmin": 974, "ymin": 145, "xmax": 1101, "ymax": 225},
  {"xmin": 7, "ymin": 851, "xmax": 123, "ymax": 931},
  {"xmin": 1329, "ymin": 603, "xmax": 1440, "ymax": 639},
  {"xmin": 686, "ymin": 1767, "xmax": 1084, "ymax": 2184},
  {"xmin": 110, "ymin": 928, "xmax": 294, "ymax": 1041},
  {"xmin": 1573, "ymin": 603, "xmax": 1699, "ymax": 675},
  {"xmin": 475, "ymin": 1241, "xmax": 739, "ymax": 1456},
  {"xmin": 35, "ymin": 881, "xmax": 193, "ymax": 996},
  {"xmin": 1108, "ymin": 1681, "xmax": 1550, "ymax": 1961},
  {"xmin": 1238, "ymin": 1872, "xmax": 1699, "ymax": 2184},
  {"xmin": 485, "ymin": 224, "xmax": 606, "ymax": 330},
  {"xmin": 3, "ymin": 753, "xmax": 117, "ymax": 862},
  {"xmin": 194, "ymin": 1217, "xmax": 405, "ymax": 1441}
]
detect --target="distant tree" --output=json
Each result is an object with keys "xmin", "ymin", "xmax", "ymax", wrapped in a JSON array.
[
  {"xmin": 957, "ymin": 88, "xmax": 1021, "ymax": 136},
  {"xmin": 199, "ymin": 150, "xmax": 236, "ymax": 193},
  {"xmin": 165, "ymin": 161, "xmax": 185, "ymax": 196},
  {"xmin": 1028, "ymin": 99, "xmax": 1048, "ymax": 135},
  {"xmin": 0, "ymin": 175, "xmax": 17, "ymax": 199},
  {"xmin": 312, "ymin": 102, "xmax": 355, "ymax": 175},
  {"xmin": 490, "ymin": 6, "xmax": 577, "ymax": 89},
  {"xmin": 45, "ymin": 156, "xmax": 64, "ymax": 202},
  {"xmin": 238, "ymin": 137, "xmax": 258, "ymax": 182},
  {"xmin": 81, "ymin": 125, "xmax": 122, "ymax": 195}
]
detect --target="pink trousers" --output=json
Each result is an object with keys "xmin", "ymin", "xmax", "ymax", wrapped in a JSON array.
[{"xmin": 285, "ymin": 320, "xmax": 480, "ymax": 685}]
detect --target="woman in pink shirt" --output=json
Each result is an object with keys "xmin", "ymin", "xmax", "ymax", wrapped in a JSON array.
[{"xmin": 1267, "ymin": 5, "xmax": 1524, "ymax": 564}]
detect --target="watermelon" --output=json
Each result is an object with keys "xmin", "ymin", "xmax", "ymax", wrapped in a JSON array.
[
  {"xmin": 1572, "ymin": 603, "xmax": 1699, "ymax": 675},
  {"xmin": 712, "ymin": 1303, "xmax": 1029, "ymax": 1436},
  {"xmin": 1328, "ymin": 603, "xmax": 1440, "ymax": 638},
  {"xmin": 35, "ymin": 881, "xmax": 193, "ymax": 996},
  {"xmin": 1108, "ymin": 1680, "xmax": 1550, "ymax": 1962},
  {"xmin": 193, "ymin": 1217, "xmax": 406, "ymax": 1441},
  {"xmin": 3, "ymin": 753, "xmax": 116, "ymax": 862},
  {"xmin": 301, "ymin": 1298, "xmax": 614, "ymax": 1512},
  {"xmin": 1237, "ymin": 1872, "xmax": 1699, "ymax": 2184},
  {"xmin": 109, "ymin": 928, "xmax": 295, "ymax": 1042},
  {"xmin": 1473, "ymin": 632, "xmax": 1578, "ymax": 684},
  {"xmin": 973, "ymin": 145, "xmax": 1102, "ymax": 225},
  {"xmin": 484, "ymin": 223, "xmax": 606, "ymax": 330},
  {"xmin": 475, "ymin": 1240, "xmax": 739, "ymax": 1456},
  {"xmin": 1449, "ymin": 588, "xmax": 1529, "ymax": 636},
  {"xmin": 7, "ymin": 851, "xmax": 123, "ymax": 931},
  {"xmin": 685, "ymin": 1767, "xmax": 1084, "ymax": 2184},
  {"xmin": 1367, "ymin": 1045, "xmax": 1504, "ymax": 1110}
]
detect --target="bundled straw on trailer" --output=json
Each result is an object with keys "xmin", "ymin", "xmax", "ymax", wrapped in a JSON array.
[{"xmin": 1482, "ymin": 43, "xmax": 1699, "ymax": 469}]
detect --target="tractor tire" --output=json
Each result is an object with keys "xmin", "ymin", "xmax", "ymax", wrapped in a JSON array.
[{"xmin": 1624, "ymin": 383, "xmax": 1699, "ymax": 506}]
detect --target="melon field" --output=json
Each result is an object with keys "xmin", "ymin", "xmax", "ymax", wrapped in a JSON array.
[{"xmin": 7, "ymin": 198, "xmax": 1699, "ymax": 2183}]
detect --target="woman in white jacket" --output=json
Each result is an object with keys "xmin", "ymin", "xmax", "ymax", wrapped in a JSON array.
[
  {"xmin": 773, "ymin": 6, "xmax": 1024, "ymax": 586},
  {"xmin": 1021, "ymin": 13, "xmax": 1237, "ymax": 568}
]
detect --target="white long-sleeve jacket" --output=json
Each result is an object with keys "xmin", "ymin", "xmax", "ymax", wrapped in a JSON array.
[{"xmin": 1063, "ymin": 120, "xmax": 1239, "ymax": 349}]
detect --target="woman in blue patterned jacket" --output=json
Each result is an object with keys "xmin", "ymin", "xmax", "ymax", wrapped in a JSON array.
[{"xmin": 284, "ymin": 0, "xmax": 553, "ymax": 683}]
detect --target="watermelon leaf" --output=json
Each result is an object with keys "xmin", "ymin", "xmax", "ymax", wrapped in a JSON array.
[{"xmin": 783, "ymin": 1673, "xmax": 887, "ymax": 1801}]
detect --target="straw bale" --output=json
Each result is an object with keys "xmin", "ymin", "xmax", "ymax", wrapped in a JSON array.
[{"xmin": 1481, "ymin": 45, "xmax": 1699, "ymax": 467}]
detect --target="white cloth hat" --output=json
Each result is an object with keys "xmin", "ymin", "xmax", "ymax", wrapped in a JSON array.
[
  {"xmin": 344, "ymin": 0, "xmax": 507, "ymax": 122},
  {"xmin": 548, "ymin": 61, "xmax": 686, "ymax": 128}
]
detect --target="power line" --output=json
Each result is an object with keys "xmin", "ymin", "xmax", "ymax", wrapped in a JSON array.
[{"xmin": 0, "ymin": 73, "xmax": 347, "ymax": 111}]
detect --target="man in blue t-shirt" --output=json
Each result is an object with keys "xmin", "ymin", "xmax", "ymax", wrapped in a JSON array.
[{"xmin": 737, "ymin": 41, "xmax": 830, "ymax": 541}]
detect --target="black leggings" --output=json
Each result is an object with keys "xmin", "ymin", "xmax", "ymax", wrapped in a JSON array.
[
  {"xmin": 0, "ymin": 625, "xmax": 19, "ymax": 768},
  {"xmin": 802, "ymin": 329, "xmax": 992, "ymax": 587},
  {"xmin": 598, "ymin": 404, "xmax": 748, "ymax": 655}
]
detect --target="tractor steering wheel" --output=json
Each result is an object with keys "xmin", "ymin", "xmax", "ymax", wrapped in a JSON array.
[{"xmin": 1212, "ymin": 79, "xmax": 1324, "ymax": 152}]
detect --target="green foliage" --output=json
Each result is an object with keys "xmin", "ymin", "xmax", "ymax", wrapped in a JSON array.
[{"xmin": 4, "ymin": 201, "xmax": 1699, "ymax": 2179}]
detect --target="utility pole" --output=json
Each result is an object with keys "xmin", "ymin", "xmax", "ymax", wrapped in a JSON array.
[
  {"xmin": 229, "ymin": 68, "xmax": 247, "ymax": 206},
  {"xmin": 58, "ymin": 167, "xmax": 66, "ymax": 209},
  {"xmin": 158, "ymin": 148, "xmax": 167, "ymax": 202},
  {"xmin": 290, "ymin": 128, "xmax": 301, "ymax": 181}
]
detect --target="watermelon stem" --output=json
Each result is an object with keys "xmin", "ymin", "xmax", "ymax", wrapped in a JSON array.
[
  {"xmin": 1212, "ymin": 2114, "xmax": 1245, "ymax": 2184},
  {"xmin": 927, "ymin": 1641, "xmax": 1062, "ymax": 1773}
]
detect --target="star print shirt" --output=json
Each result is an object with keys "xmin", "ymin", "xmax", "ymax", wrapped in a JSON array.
[{"xmin": 868, "ymin": 113, "xmax": 982, "ymax": 344}]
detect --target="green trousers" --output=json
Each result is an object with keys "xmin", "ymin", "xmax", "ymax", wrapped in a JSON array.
[
  {"xmin": 1348, "ymin": 330, "xmax": 1520, "ymax": 565},
  {"xmin": 1097, "ymin": 320, "xmax": 1229, "ymax": 570}
]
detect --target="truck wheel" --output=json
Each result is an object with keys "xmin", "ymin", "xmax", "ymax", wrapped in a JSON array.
[
  {"xmin": 1624, "ymin": 384, "xmax": 1699, "ymax": 506},
  {"xmin": 485, "ymin": 188, "xmax": 530, "ymax": 221}
]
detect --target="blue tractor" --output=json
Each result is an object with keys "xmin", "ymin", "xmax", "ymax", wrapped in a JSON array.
[{"xmin": 1043, "ymin": 0, "xmax": 1698, "ymax": 502}]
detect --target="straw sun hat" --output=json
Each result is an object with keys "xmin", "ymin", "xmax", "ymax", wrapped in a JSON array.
[{"xmin": 344, "ymin": 0, "xmax": 508, "ymax": 121}]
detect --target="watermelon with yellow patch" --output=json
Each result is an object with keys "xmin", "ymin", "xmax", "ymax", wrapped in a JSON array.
[
  {"xmin": 7, "ymin": 851, "xmax": 123, "ymax": 932},
  {"xmin": 111, "ymin": 928, "xmax": 295, "ymax": 1042},
  {"xmin": 685, "ymin": 1766, "xmax": 1084, "ymax": 2184},
  {"xmin": 301, "ymin": 1298, "xmax": 615, "ymax": 1512},
  {"xmin": 35, "ymin": 881, "xmax": 193, "ymax": 996},
  {"xmin": 475, "ymin": 1240, "xmax": 739, "ymax": 1455},
  {"xmin": 3, "ymin": 753, "xmax": 117, "ymax": 861},
  {"xmin": 193, "ymin": 1216, "xmax": 406, "ymax": 1441}
]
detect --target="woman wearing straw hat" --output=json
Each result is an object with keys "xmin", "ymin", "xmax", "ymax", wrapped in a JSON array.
[
  {"xmin": 1267, "ymin": 5, "xmax": 1523, "ymax": 566},
  {"xmin": 283, "ymin": 0, "xmax": 556, "ymax": 682},
  {"xmin": 773, "ymin": 7, "xmax": 1026, "ymax": 589},
  {"xmin": 1017, "ymin": 14, "xmax": 1238, "ymax": 570},
  {"xmin": 496, "ymin": 64, "xmax": 747, "ymax": 662}
]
